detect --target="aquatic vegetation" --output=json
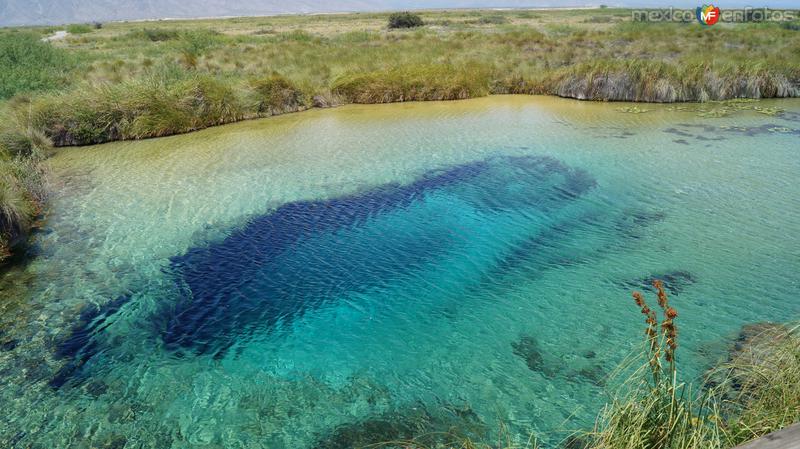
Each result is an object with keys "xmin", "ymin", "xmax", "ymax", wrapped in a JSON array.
[
  {"xmin": 669, "ymin": 100, "xmax": 786, "ymax": 118},
  {"xmin": 588, "ymin": 285, "xmax": 800, "ymax": 449},
  {"xmin": 621, "ymin": 270, "xmax": 696, "ymax": 295},
  {"xmin": 616, "ymin": 106, "xmax": 650, "ymax": 114},
  {"xmin": 575, "ymin": 282, "xmax": 705, "ymax": 449}
]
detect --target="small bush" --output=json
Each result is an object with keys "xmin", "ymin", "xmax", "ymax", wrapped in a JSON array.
[
  {"xmin": 388, "ymin": 12, "xmax": 424, "ymax": 29},
  {"xmin": 177, "ymin": 30, "xmax": 223, "ymax": 68},
  {"xmin": 470, "ymin": 15, "xmax": 509, "ymax": 25},
  {"xmin": 583, "ymin": 16, "xmax": 614, "ymax": 23},
  {"xmin": 0, "ymin": 32, "xmax": 73, "ymax": 99},
  {"xmin": 780, "ymin": 21, "xmax": 800, "ymax": 31},
  {"xmin": 66, "ymin": 24, "xmax": 93, "ymax": 34},
  {"xmin": 132, "ymin": 28, "xmax": 181, "ymax": 42}
]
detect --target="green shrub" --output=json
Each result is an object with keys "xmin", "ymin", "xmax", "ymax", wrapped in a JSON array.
[
  {"xmin": 66, "ymin": 24, "xmax": 93, "ymax": 34},
  {"xmin": 470, "ymin": 15, "xmax": 509, "ymax": 25},
  {"xmin": 177, "ymin": 30, "xmax": 223, "ymax": 68},
  {"xmin": 388, "ymin": 12, "xmax": 424, "ymax": 29},
  {"xmin": 132, "ymin": 28, "xmax": 181, "ymax": 42},
  {"xmin": 583, "ymin": 15, "xmax": 615, "ymax": 23},
  {"xmin": 0, "ymin": 32, "xmax": 73, "ymax": 99},
  {"xmin": 780, "ymin": 21, "xmax": 800, "ymax": 31}
]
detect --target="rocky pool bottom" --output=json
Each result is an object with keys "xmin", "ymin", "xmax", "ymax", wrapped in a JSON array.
[{"xmin": 0, "ymin": 96, "xmax": 799, "ymax": 448}]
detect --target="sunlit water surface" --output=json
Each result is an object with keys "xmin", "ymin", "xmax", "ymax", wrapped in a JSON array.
[{"xmin": 1, "ymin": 96, "xmax": 799, "ymax": 448}]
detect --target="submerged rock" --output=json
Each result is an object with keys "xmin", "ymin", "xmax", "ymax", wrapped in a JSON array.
[
  {"xmin": 313, "ymin": 402, "xmax": 486, "ymax": 449},
  {"xmin": 513, "ymin": 334, "xmax": 609, "ymax": 386},
  {"xmin": 511, "ymin": 335, "xmax": 546, "ymax": 373},
  {"xmin": 620, "ymin": 269, "xmax": 696, "ymax": 295},
  {"xmin": 0, "ymin": 338, "xmax": 18, "ymax": 351},
  {"xmin": 511, "ymin": 335, "xmax": 563, "ymax": 378}
]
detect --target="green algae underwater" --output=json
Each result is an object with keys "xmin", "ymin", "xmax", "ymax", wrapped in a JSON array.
[{"xmin": 0, "ymin": 96, "xmax": 799, "ymax": 448}]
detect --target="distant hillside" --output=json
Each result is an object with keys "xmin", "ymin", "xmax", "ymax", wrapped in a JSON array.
[{"xmin": 0, "ymin": 0, "xmax": 551, "ymax": 27}]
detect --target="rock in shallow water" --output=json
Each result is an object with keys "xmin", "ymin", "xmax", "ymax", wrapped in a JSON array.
[{"xmin": 313, "ymin": 402, "xmax": 486, "ymax": 449}]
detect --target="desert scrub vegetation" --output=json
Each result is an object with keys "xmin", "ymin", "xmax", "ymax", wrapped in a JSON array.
[
  {"xmin": 66, "ymin": 24, "xmax": 94, "ymax": 34},
  {"xmin": 0, "ymin": 31, "xmax": 76, "ymax": 99}
]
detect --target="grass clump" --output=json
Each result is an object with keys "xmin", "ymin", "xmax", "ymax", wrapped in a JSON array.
[
  {"xmin": 332, "ymin": 64, "xmax": 490, "ymax": 103},
  {"xmin": 588, "ymin": 282, "xmax": 800, "ymax": 449},
  {"xmin": 129, "ymin": 28, "xmax": 181, "ymax": 42},
  {"xmin": 589, "ymin": 282, "xmax": 723, "ymax": 449},
  {"xmin": 28, "ymin": 70, "xmax": 246, "ymax": 145},
  {"xmin": 0, "ymin": 32, "xmax": 73, "ymax": 99},
  {"xmin": 714, "ymin": 325, "xmax": 800, "ymax": 446},
  {"xmin": 23, "ymin": 67, "xmax": 311, "ymax": 145},
  {"xmin": 248, "ymin": 74, "xmax": 306, "ymax": 115},
  {"xmin": 66, "ymin": 24, "xmax": 94, "ymax": 34},
  {"xmin": 469, "ymin": 15, "xmax": 510, "ymax": 25},
  {"xmin": 0, "ymin": 107, "xmax": 50, "ymax": 263},
  {"xmin": 388, "ymin": 12, "xmax": 424, "ymax": 29}
]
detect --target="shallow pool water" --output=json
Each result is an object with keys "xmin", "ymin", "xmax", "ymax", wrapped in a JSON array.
[{"xmin": 1, "ymin": 96, "xmax": 799, "ymax": 448}]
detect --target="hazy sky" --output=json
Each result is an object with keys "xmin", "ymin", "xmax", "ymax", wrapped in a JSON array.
[{"xmin": 1, "ymin": 0, "xmax": 797, "ymax": 27}]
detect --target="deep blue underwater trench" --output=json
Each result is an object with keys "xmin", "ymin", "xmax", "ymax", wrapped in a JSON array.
[{"xmin": 50, "ymin": 154, "xmax": 643, "ymax": 387}]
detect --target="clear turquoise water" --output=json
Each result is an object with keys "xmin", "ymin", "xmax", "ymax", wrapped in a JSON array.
[{"xmin": 1, "ymin": 96, "xmax": 799, "ymax": 448}]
